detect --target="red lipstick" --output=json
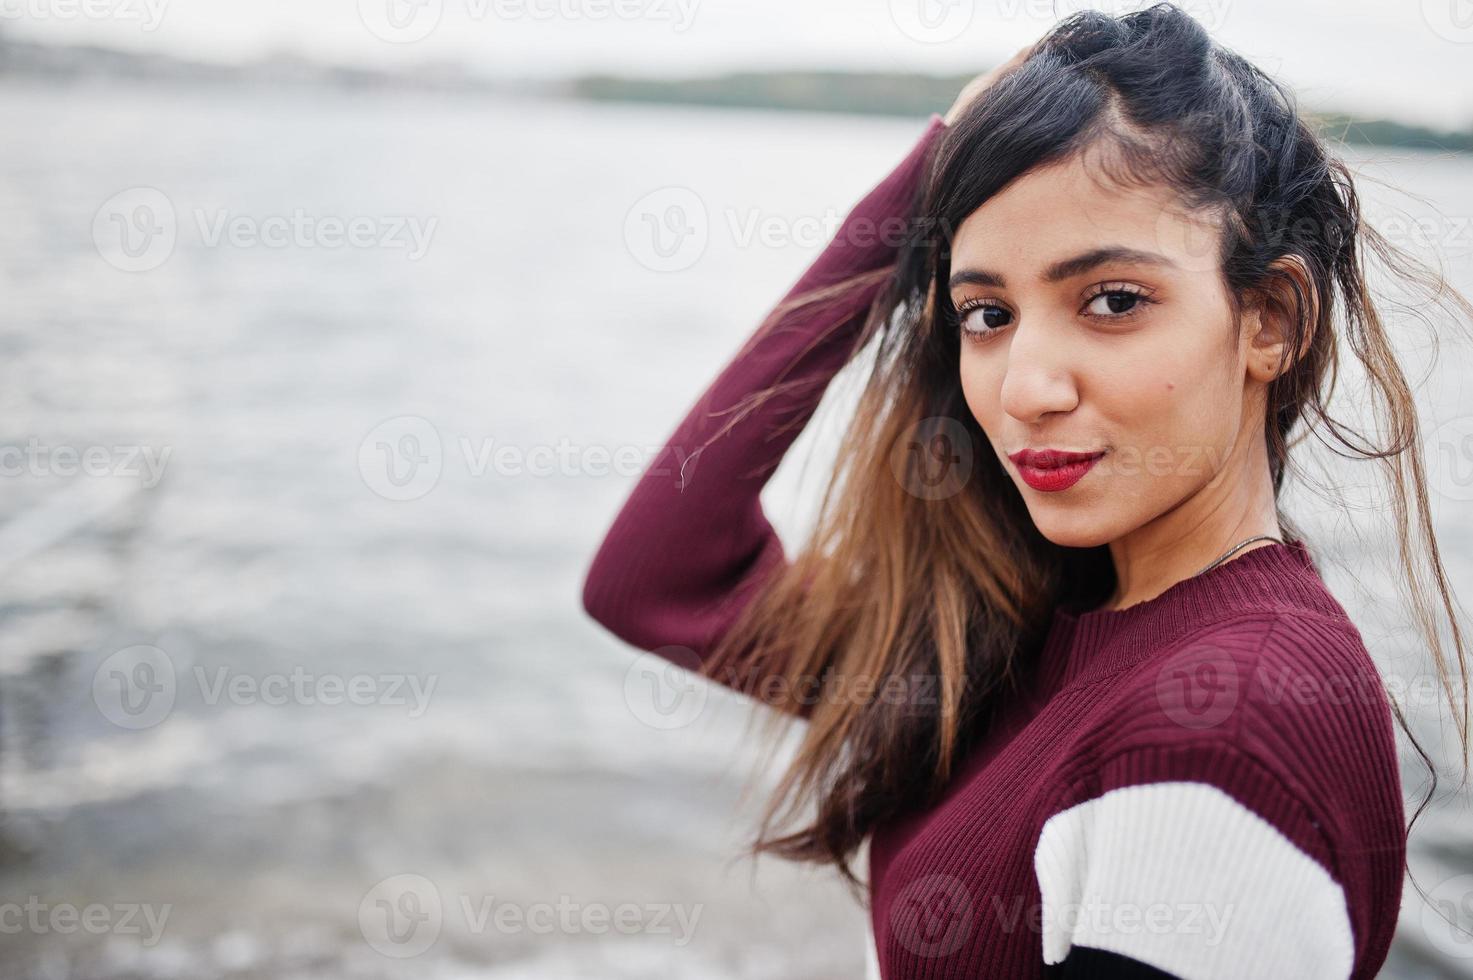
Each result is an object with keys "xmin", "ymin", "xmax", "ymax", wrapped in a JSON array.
[{"xmin": 1006, "ymin": 448, "xmax": 1106, "ymax": 492}]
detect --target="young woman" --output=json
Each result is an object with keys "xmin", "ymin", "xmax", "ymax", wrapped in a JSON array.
[{"xmin": 583, "ymin": 5, "xmax": 1472, "ymax": 977}]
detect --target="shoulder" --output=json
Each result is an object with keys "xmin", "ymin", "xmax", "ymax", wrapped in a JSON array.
[
  {"xmin": 1034, "ymin": 611, "xmax": 1406, "ymax": 977},
  {"xmin": 1087, "ymin": 610, "xmax": 1399, "ymax": 772},
  {"xmin": 1072, "ymin": 610, "xmax": 1405, "ymax": 869}
]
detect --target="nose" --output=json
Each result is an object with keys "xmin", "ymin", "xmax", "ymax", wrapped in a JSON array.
[{"xmin": 998, "ymin": 319, "xmax": 1080, "ymax": 424}]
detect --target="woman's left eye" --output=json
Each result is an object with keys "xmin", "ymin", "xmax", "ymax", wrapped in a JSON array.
[{"xmin": 1083, "ymin": 286, "xmax": 1154, "ymax": 318}]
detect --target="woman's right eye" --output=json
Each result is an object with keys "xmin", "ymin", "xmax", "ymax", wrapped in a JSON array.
[{"xmin": 956, "ymin": 300, "xmax": 1013, "ymax": 338}]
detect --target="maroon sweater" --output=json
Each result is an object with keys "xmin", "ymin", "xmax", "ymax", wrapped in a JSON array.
[{"xmin": 582, "ymin": 114, "xmax": 1406, "ymax": 979}]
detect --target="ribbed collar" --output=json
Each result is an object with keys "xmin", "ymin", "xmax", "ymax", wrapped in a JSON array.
[{"xmin": 1036, "ymin": 538, "xmax": 1346, "ymax": 694}]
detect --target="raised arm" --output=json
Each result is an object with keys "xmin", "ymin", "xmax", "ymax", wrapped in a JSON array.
[{"xmin": 581, "ymin": 114, "xmax": 948, "ymax": 696}]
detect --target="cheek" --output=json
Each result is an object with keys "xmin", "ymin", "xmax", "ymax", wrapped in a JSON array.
[
  {"xmin": 1080, "ymin": 344, "xmax": 1179, "ymax": 428},
  {"xmin": 958, "ymin": 350, "xmax": 1000, "ymax": 427},
  {"xmin": 1098, "ymin": 345, "xmax": 1239, "ymax": 477}
]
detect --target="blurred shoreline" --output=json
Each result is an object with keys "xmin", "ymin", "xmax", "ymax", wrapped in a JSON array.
[{"xmin": 2, "ymin": 34, "xmax": 1470, "ymax": 153}]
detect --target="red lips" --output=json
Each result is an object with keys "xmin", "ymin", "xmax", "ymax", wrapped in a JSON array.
[{"xmin": 1006, "ymin": 448, "xmax": 1106, "ymax": 492}]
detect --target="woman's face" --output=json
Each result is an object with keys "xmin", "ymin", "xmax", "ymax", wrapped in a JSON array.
[{"xmin": 950, "ymin": 151, "xmax": 1264, "ymax": 549}]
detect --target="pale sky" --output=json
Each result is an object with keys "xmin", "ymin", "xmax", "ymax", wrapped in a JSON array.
[{"xmin": 5, "ymin": 0, "xmax": 1472, "ymax": 129}]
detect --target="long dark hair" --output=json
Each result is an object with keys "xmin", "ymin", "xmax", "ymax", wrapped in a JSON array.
[{"xmin": 702, "ymin": 2, "xmax": 1473, "ymax": 908}]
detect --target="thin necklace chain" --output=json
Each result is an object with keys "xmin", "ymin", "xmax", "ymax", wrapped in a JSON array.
[{"xmin": 1190, "ymin": 533, "xmax": 1284, "ymax": 579}]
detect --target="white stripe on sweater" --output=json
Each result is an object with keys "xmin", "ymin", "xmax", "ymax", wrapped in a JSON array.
[{"xmin": 1034, "ymin": 781, "xmax": 1354, "ymax": 978}]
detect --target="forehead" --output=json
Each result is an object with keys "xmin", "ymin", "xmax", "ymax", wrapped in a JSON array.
[{"xmin": 949, "ymin": 151, "xmax": 1217, "ymax": 276}]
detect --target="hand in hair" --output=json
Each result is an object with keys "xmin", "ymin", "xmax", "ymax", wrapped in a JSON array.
[{"xmin": 943, "ymin": 41, "xmax": 1040, "ymax": 127}]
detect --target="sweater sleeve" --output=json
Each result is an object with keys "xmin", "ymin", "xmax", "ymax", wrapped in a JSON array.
[
  {"xmin": 1032, "ymin": 612, "xmax": 1408, "ymax": 979},
  {"xmin": 581, "ymin": 113, "xmax": 948, "ymax": 711},
  {"xmin": 1033, "ymin": 742, "xmax": 1357, "ymax": 979}
]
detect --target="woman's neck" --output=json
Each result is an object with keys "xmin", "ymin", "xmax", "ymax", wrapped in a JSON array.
[{"xmin": 1101, "ymin": 527, "xmax": 1283, "ymax": 612}]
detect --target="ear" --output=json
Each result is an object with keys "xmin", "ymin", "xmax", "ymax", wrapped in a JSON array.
[{"xmin": 1245, "ymin": 254, "xmax": 1318, "ymax": 384}]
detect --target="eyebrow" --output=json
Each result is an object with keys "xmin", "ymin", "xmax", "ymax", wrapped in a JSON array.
[{"xmin": 947, "ymin": 246, "xmax": 1180, "ymax": 290}]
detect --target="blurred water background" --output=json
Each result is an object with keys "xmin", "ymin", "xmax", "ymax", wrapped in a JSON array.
[{"xmin": 0, "ymin": 77, "xmax": 1470, "ymax": 978}]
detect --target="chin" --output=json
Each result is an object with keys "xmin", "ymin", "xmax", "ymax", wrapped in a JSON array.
[{"xmin": 1025, "ymin": 507, "xmax": 1117, "ymax": 551}]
